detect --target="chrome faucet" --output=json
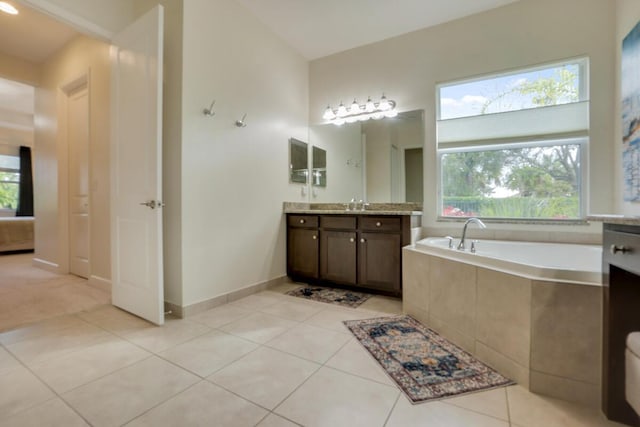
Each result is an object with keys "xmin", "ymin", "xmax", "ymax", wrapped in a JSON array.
[{"xmin": 457, "ymin": 217, "xmax": 486, "ymax": 251}]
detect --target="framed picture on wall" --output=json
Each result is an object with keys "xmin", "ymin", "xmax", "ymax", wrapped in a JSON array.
[{"xmin": 622, "ymin": 20, "xmax": 640, "ymax": 202}]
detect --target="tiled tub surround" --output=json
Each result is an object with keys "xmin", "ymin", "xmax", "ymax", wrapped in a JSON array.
[{"xmin": 403, "ymin": 239, "xmax": 604, "ymax": 407}]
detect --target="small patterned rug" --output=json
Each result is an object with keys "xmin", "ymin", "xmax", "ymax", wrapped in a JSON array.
[
  {"xmin": 286, "ymin": 286, "xmax": 372, "ymax": 308},
  {"xmin": 344, "ymin": 315, "xmax": 514, "ymax": 403}
]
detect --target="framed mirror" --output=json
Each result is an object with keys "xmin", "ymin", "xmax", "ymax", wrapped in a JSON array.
[
  {"xmin": 289, "ymin": 138, "xmax": 308, "ymax": 184},
  {"xmin": 312, "ymin": 146, "xmax": 326, "ymax": 187}
]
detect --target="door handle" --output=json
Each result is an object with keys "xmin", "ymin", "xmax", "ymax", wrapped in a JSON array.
[{"xmin": 140, "ymin": 200, "xmax": 157, "ymax": 209}]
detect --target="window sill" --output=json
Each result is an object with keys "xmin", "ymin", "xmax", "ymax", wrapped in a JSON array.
[{"xmin": 436, "ymin": 216, "xmax": 589, "ymax": 226}]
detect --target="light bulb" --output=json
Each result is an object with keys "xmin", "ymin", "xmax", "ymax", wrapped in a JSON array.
[
  {"xmin": 345, "ymin": 116, "xmax": 358, "ymax": 123},
  {"xmin": 384, "ymin": 109, "xmax": 398, "ymax": 118},
  {"xmin": 322, "ymin": 105, "xmax": 336, "ymax": 120},
  {"xmin": 333, "ymin": 118, "xmax": 346, "ymax": 126},
  {"xmin": 371, "ymin": 112, "xmax": 384, "ymax": 120},
  {"xmin": 378, "ymin": 94, "xmax": 391, "ymax": 111},
  {"xmin": 349, "ymin": 99, "xmax": 361, "ymax": 115},
  {"xmin": 365, "ymin": 97, "xmax": 375, "ymax": 113},
  {"xmin": 358, "ymin": 114, "xmax": 371, "ymax": 122},
  {"xmin": 0, "ymin": 2, "xmax": 18, "ymax": 14},
  {"xmin": 336, "ymin": 102, "xmax": 348, "ymax": 117}
]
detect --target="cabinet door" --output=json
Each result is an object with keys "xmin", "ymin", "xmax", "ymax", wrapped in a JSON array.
[
  {"xmin": 358, "ymin": 232, "xmax": 401, "ymax": 292},
  {"xmin": 320, "ymin": 230, "xmax": 357, "ymax": 284},
  {"xmin": 287, "ymin": 228, "xmax": 319, "ymax": 279}
]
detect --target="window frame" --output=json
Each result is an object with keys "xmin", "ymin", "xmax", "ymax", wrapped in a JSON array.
[{"xmin": 435, "ymin": 58, "xmax": 590, "ymax": 222}]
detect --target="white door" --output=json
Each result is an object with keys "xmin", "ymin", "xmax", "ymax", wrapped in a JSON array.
[
  {"xmin": 68, "ymin": 85, "xmax": 90, "ymax": 278},
  {"xmin": 111, "ymin": 6, "xmax": 164, "ymax": 325}
]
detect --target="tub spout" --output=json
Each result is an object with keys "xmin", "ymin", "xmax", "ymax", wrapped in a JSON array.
[{"xmin": 457, "ymin": 218, "xmax": 486, "ymax": 251}]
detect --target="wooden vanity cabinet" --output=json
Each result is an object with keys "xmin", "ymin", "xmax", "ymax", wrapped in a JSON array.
[
  {"xmin": 287, "ymin": 215, "xmax": 319, "ymax": 279},
  {"xmin": 286, "ymin": 213, "xmax": 412, "ymax": 296},
  {"xmin": 319, "ymin": 216, "xmax": 357, "ymax": 285}
]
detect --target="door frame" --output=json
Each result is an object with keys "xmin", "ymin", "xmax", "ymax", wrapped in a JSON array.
[{"xmin": 56, "ymin": 72, "xmax": 91, "ymax": 276}]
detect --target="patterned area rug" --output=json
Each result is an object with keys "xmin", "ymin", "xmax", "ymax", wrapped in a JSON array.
[
  {"xmin": 286, "ymin": 286, "xmax": 372, "ymax": 308},
  {"xmin": 344, "ymin": 315, "xmax": 514, "ymax": 403}
]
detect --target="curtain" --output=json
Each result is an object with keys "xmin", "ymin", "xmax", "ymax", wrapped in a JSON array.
[{"xmin": 16, "ymin": 146, "xmax": 33, "ymax": 217}]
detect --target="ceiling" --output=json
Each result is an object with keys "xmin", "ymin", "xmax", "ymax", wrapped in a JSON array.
[
  {"xmin": 0, "ymin": 1, "xmax": 79, "ymax": 64},
  {"xmin": 236, "ymin": 0, "xmax": 521, "ymax": 60}
]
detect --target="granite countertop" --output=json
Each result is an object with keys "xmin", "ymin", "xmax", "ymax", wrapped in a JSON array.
[
  {"xmin": 587, "ymin": 214, "xmax": 640, "ymax": 226},
  {"xmin": 283, "ymin": 202, "xmax": 423, "ymax": 216}
]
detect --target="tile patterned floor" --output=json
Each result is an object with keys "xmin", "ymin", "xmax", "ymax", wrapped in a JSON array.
[{"xmin": 0, "ymin": 280, "xmax": 628, "ymax": 426}]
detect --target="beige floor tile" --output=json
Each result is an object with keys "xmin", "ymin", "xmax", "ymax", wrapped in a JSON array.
[
  {"xmin": 386, "ymin": 397, "xmax": 509, "ymax": 427},
  {"xmin": 507, "ymin": 385, "xmax": 626, "ymax": 427},
  {"xmin": 325, "ymin": 339, "xmax": 394, "ymax": 386},
  {"xmin": 159, "ymin": 330, "xmax": 258, "ymax": 377},
  {"xmin": 303, "ymin": 307, "xmax": 381, "ymax": 333},
  {"xmin": 209, "ymin": 346, "xmax": 320, "ymax": 409},
  {"xmin": 0, "ymin": 315, "xmax": 88, "ymax": 346},
  {"xmin": 220, "ymin": 312, "xmax": 298, "ymax": 344},
  {"xmin": 256, "ymin": 413, "xmax": 300, "ymax": 427},
  {"xmin": 357, "ymin": 296, "xmax": 403, "ymax": 315},
  {"xmin": 77, "ymin": 305, "xmax": 155, "ymax": 336},
  {"xmin": 6, "ymin": 322, "xmax": 114, "ymax": 366},
  {"xmin": 0, "ymin": 365, "xmax": 55, "ymax": 418},
  {"xmin": 228, "ymin": 293, "xmax": 284, "ymax": 311},
  {"xmin": 0, "ymin": 398, "xmax": 89, "ymax": 427},
  {"xmin": 30, "ymin": 337, "xmax": 151, "ymax": 393},
  {"xmin": 188, "ymin": 304, "xmax": 252, "ymax": 329},
  {"xmin": 275, "ymin": 366, "xmax": 399, "ymax": 427},
  {"xmin": 260, "ymin": 299, "xmax": 325, "ymax": 322},
  {"xmin": 441, "ymin": 387, "xmax": 509, "ymax": 421},
  {"xmin": 125, "ymin": 381, "xmax": 267, "ymax": 427},
  {"xmin": 266, "ymin": 281, "xmax": 304, "ymax": 294},
  {"xmin": 266, "ymin": 323, "xmax": 351, "ymax": 364},
  {"xmin": 0, "ymin": 346, "xmax": 21, "ymax": 376},
  {"xmin": 122, "ymin": 318, "xmax": 211, "ymax": 353},
  {"xmin": 62, "ymin": 356, "xmax": 199, "ymax": 427}
]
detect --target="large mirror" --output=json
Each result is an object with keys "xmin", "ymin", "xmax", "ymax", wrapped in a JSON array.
[
  {"xmin": 308, "ymin": 109, "xmax": 424, "ymax": 203},
  {"xmin": 289, "ymin": 138, "xmax": 308, "ymax": 184}
]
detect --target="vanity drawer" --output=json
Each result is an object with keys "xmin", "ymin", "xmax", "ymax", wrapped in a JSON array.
[
  {"xmin": 288, "ymin": 215, "xmax": 318, "ymax": 228},
  {"xmin": 360, "ymin": 216, "xmax": 401, "ymax": 232},
  {"xmin": 604, "ymin": 230, "xmax": 640, "ymax": 276},
  {"xmin": 320, "ymin": 216, "xmax": 356, "ymax": 230}
]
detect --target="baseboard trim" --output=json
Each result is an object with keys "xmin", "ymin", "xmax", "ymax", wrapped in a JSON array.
[
  {"xmin": 32, "ymin": 258, "xmax": 60, "ymax": 274},
  {"xmin": 88, "ymin": 275, "xmax": 111, "ymax": 293},
  {"xmin": 179, "ymin": 275, "xmax": 288, "ymax": 318}
]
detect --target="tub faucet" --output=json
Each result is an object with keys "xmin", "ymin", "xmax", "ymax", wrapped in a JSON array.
[{"xmin": 457, "ymin": 217, "xmax": 486, "ymax": 251}]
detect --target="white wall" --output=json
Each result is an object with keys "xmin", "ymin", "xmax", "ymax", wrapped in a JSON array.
[
  {"xmin": 0, "ymin": 52, "xmax": 40, "ymax": 86},
  {"xmin": 310, "ymin": 0, "xmax": 616, "ymax": 239},
  {"xmin": 34, "ymin": 35, "xmax": 112, "ymax": 282},
  {"xmin": 180, "ymin": 0, "xmax": 308, "ymax": 306},
  {"xmin": 616, "ymin": 0, "xmax": 640, "ymax": 217},
  {"xmin": 308, "ymin": 123, "xmax": 362, "ymax": 202}
]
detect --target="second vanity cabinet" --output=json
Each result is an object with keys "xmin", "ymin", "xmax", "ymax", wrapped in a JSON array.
[{"xmin": 287, "ymin": 213, "xmax": 413, "ymax": 295}]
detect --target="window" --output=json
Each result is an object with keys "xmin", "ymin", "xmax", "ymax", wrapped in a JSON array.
[
  {"xmin": 436, "ymin": 58, "xmax": 589, "ymax": 220},
  {"xmin": 0, "ymin": 154, "xmax": 20, "ymax": 210}
]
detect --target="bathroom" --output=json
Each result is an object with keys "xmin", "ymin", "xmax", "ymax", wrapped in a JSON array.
[{"xmin": 2, "ymin": 0, "xmax": 639, "ymax": 425}]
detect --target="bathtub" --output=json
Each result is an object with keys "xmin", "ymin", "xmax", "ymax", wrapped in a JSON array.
[
  {"xmin": 414, "ymin": 237, "xmax": 602, "ymax": 285},
  {"xmin": 403, "ymin": 237, "xmax": 604, "ymax": 406}
]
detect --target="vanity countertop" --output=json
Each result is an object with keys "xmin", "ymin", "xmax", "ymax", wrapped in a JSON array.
[
  {"xmin": 283, "ymin": 202, "xmax": 422, "ymax": 216},
  {"xmin": 587, "ymin": 214, "xmax": 640, "ymax": 226}
]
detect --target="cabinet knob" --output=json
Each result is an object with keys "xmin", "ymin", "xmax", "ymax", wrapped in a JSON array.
[
  {"xmin": 349, "ymin": 238, "xmax": 355, "ymax": 243},
  {"xmin": 376, "ymin": 221, "xmax": 381, "ymax": 227},
  {"xmin": 299, "ymin": 219, "xmax": 305, "ymax": 224},
  {"xmin": 610, "ymin": 244, "xmax": 630, "ymax": 255},
  {"xmin": 312, "ymin": 235, "xmax": 317, "ymax": 240},
  {"xmin": 360, "ymin": 238, "xmax": 366, "ymax": 243}
]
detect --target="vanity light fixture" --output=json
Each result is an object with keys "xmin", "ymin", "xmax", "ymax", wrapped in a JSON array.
[
  {"xmin": 0, "ymin": 2, "xmax": 18, "ymax": 15},
  {"xmin": 322, "ymin": 94, "xmax": 397, "ymax": 126}
]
